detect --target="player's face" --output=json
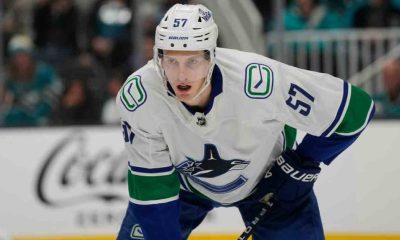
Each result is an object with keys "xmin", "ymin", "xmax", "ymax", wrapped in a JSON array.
[{"xmin": 161, "ymin": 50, "xmax": 211, "ymax": 106}]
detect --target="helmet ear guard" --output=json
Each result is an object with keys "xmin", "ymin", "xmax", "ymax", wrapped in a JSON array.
[{"xmin": 153, "ymin": 4, "xmax": 218, "ymax": 100}]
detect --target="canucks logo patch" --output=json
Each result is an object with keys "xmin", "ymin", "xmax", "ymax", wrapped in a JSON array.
[
  {"xmin": 130, "ymin": 224, "xmax": 144, "ymax": 239},
  {"xmin": 244, "ymin": 63, "xmax": 274, "ymax": 99},
  {"xmin": 120, "ymin": 75, "xmax": 147, "ymax": 111},
  {"xmin": 176, "ymin": 144, "xmax": 250, "ymax": 193}
]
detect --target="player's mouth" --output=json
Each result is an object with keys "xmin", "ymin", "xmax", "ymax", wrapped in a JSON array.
[{"xmin": 177, "ymin": 84, "xmax": 192, "ymax": 92}]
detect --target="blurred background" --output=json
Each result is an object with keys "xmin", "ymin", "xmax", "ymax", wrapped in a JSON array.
[
  {"xmin": 0, "ymin": 0, "xmax": 399, "ymax": 239},
  {"xmin": 2, "ymin": 0, "xmax": 400, "ymax": 126}
]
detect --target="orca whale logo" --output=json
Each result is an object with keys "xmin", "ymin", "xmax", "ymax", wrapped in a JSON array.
[{"xmin": 177, "ymin": 144, "xmax": 250, "ymax": 178}]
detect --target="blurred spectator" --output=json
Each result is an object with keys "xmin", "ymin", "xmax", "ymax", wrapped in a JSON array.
[
  {"xmin": 32, "ymin": 0, "xmax": 80, "ymax": 66},
  {"xmin": 284, "ymin": 0, "xmax": 348, "ymax": 30},
  {"xmin": 1, "ymin": 0, "xmax": 34, "ymax": 59},
  {"xmin": 57, "ymin": 52, "xmax": 108, "ymax": 111},
  {"xmin": 131, "ymin": 33, "xmax": 155, "ymax": 70},
  {"xmin": 353, "ymin": 0, "xmax": 400, "ymax": 28},
  {"xmin": 393, "ymin": 0, "xmax": 400, "ymax": 9},
  {"xmin": 87, "ymin": 0, "xmax": 133, "ymax": 75},
  {"xmin": 0, "ymin": 35, "xmax": 62, "ymax": 127},
  {"xmin": 0, "ymin": 83, "xmax": 8, "ymax": 117},
  {"xmin": 324, "ymin": 0, "xmax": 367, "ymax": 28},
  {"xmin": 128, "ymin": 1, "xmax": 164, "ymax": 71},
  {"xmin": 135, "ymin": 1, "xmax": 162, "ymax": 38},
  {"xmin": 374, "ymin": 58, "xmax": 400, "ymax": 117},
  {"xmin": 101, "ymin": 71, "xmax": 124, "ymax": 124},
  {"xmin": 280, "ymin": 0, "xmax": 348, "ymax": 72},
  {"xmin": 51, "ymin": 77, "xmax": 100, "ymax": 125}
]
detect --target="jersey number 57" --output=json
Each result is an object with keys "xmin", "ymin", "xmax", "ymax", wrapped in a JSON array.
[{"xmin": 285, "ymin": 83, "xmax": 315, "ymax": 116}]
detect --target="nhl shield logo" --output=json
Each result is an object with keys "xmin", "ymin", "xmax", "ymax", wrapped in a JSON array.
[{"xmin": 244, "ymin": 63, "xmax": 274, "ymax": 99}]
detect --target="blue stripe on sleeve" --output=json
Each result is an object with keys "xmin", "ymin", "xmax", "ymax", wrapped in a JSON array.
[
  {"xmin": 297, "ymin": 100, "xmax": 374, "ymax": 165},
  {"xmin": 321, "ymin": 81, "xmax": 349, "ymax": 137},
  {"xmin": 129, "ymin": 163, "xmax": 174, "ymax": 173},
  {"xmin": 296, "ymin": 132, "xmax": 360, "ymax": 165}
]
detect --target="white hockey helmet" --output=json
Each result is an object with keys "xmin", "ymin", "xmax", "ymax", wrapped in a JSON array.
[
  {"xmin": 154, "ymin": 4, "xmax": 218, "ymax": 99},
  {"xmin": 155, "ymin": 4, "xmax": 218, "ymax": 52}
]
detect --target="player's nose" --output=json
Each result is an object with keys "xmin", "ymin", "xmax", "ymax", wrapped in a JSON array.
[{"xmin": 177, "ymin": 66, "xmax": 189, "ymax": 82}]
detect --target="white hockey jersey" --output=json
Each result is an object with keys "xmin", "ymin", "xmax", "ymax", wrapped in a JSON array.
[{"xmin": 116, "ymin": 47, "xmax": 353, "ymax": 205}]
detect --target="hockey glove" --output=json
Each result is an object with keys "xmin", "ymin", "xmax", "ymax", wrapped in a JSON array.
[{"xmin": 262, "ymin": 149, "xmax": 321, "ymax": 209}]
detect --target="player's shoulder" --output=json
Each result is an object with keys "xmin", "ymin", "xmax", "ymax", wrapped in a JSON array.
[
  {"xmin": 216, "ymin": 47, "xmax": 280, "ymax": 84},
  {"xmin": 116, "ymin": 61, "xmax": 166, "ymax": 126},
  {"xmin": 216, "ymin": 47, "xmax": 279, "ymax": 69},
  {"xmin": 216, "ymin": 47, "xmax": 280, "ymax": 101}
]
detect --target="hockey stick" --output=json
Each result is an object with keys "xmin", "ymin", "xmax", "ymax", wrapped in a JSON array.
[{"xmin": 237, "ymin": 193, "xmax": 275, "ymax": 240}]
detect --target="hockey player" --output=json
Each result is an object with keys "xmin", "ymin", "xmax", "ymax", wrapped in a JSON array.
[{"xmin": 116, "ymin": 4, "xmax": 374, "ymax": 240}]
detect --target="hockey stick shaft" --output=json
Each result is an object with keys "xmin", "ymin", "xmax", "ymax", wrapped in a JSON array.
[{"xmin": 237, "ymin": 199, "xmax": 274, "ymax": 240}]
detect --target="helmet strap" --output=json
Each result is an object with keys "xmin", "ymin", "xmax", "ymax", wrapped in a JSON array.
[{"xmin": 190, "ymin": 59, "xmax": 215, "ymax": 101}]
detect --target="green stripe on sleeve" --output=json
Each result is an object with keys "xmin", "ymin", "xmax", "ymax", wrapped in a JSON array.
[
  {"xmin": 128, "ymin": 170, "xmax": 180, "ymax": 201},
  {"xmin": 284, "ymin": 125, "xmax": 297, "ymax": 150},
  {"xmin": 335, "ymin": 85, "xmax": 373, "ymax": 134}
]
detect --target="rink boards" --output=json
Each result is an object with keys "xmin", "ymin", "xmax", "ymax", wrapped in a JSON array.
[{"xmin": 0, "ymin": 122, "xmax": 399, "ymax": 239}]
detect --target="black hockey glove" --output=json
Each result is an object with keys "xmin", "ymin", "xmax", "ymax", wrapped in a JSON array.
[{"xmin": 262, "ymin": 149, "xmax": 321, "ymax": 209}]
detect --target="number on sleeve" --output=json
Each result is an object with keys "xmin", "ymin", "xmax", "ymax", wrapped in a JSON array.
[
  {"xmin": 285, "ymin": 83, "xmax": 315, "ymax": 116},
  {"xmin": 122, "ymin": 121, "xmax": 135, "ymax": 144}
]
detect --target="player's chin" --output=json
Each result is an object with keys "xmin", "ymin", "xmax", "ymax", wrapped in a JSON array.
[{"xmin": 176, "ymin": 92, "xmax": 192, "ymax": 102}]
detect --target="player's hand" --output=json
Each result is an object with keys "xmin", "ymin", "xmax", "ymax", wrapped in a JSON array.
[{"xmin": 263, "ymin": 149, "xmax": 321, "ymax": 209}]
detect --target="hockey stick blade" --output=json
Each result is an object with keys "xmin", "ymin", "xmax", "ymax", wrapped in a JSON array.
[{"xmin": 237, "ymin": 193, "xmax": 275, "ymax": 240}]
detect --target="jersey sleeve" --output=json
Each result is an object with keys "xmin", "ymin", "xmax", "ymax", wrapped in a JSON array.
[
  {"xmin": 116, "ymin": 74, "xmax": 181, "ymax": 239},
  {"xmin": 273, "ymin": 62, "xmax": 375, "ymax": 164},
  {"xmin": 274, "ymin": 62, "xmax": 373, "ymax": 137}
]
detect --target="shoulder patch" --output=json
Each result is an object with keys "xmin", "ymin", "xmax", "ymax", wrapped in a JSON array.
[
  {"xmin": 120, "ymin": 75, "xmax": 147, "ymax": 111},
  {"xmin": 244, "ymin": 63, "xmax": 274, "ymax": 99}
]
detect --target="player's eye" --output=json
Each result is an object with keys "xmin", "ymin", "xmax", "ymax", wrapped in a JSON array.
[
  {"xmin": 166, "ymin": 58, "xmax": 177, "ymax": 65},
  {"xmin": 189, "ymin": 59, "xmax": 198, "ymax": 64},
  {"xmin": 186, "ymin": 58, "xmax": 199, "ymax": 68}
]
